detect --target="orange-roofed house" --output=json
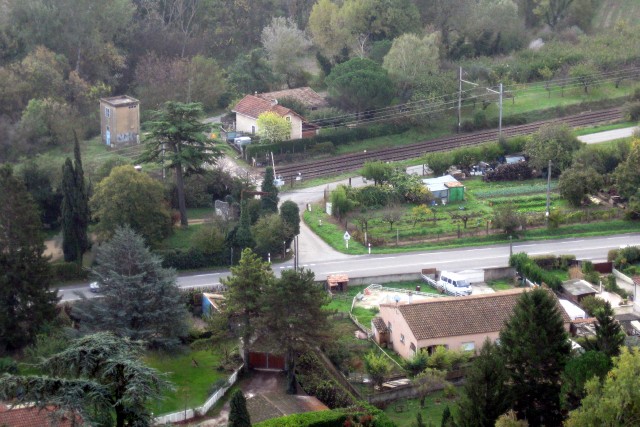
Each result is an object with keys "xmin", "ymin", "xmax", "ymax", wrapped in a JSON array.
[
  {"xmin": 373, "ymin": 288, "xmax": 571, "ymax": 359},
  {"xmin": 232, "ymin": 94, "xmax": 305, "ymax": 140},
  {"xmin": 0, "ymin": 403, "xmax": 80, "ymax": 427}
]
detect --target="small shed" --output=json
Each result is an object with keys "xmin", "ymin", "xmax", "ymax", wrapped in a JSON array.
[
  {"xmin": 422, "ymin": 175, "xmax": 465, "ymax": 203},
  {"xmin": 202, "ymin": 292, "xmax": 225, "ymax": 316},
  {"xmin": 99, "ymin": 95, "xmax": 140, "ymax": 148},
  {"xmin": 327, "ymin": 274, "xmax": 349, "ymax": 292},
  {"xmin": 558, "ymin": 299, "xmax": 587, "ymax": 320},
  {"xmin": 561, "ymin": 279, "xmax": 597, "ymax": 304},
  {"xmin": 371, "ymin": 317, "xmax": 389, "ymax": 346}
]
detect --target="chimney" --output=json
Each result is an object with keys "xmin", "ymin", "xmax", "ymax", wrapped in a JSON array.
[{"xmin": 271, "ymin": 99, "xmax": 278, "ymax": 106}]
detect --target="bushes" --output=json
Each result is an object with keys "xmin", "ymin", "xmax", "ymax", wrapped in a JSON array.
[
  {"xmin": 581, "ymin": 296, "xmax": 608, "ymax": 317},
  {"xmin": 252, "ymin": 404, "xmax": 395, "ymax": 427},
  {"xmin": 246, "ymin": 123, "xmax": 410, "ymax": 159},
  {"xmin": 296, "ymin": 352, "xmax": 356, "ymax": 409},
  {"xmin": 484, "ymin": 162, "xmax": 533, "ymax": 182},
  {"xmin": 509, "ymin": 253, "xmax": 563, "ymax": 290},
  {"xmin": 530, "ymin": 254, "xmax": 576, "ymax": 270},
  {"xmin": 50, "ymin": 261, "xmax": 88, "ymax": 282},
  {"xmin": 608, "ymin": 246, "xmax": 640, "ymax": 269},
  {"xmin": 623, "ymin": 101, "xmax": 640, "ymax": 121},
  {"xmin": 157, "ymin": 248, "xmax": 227, "ymax": 270},
  {"xmin": 0, "ymin": 357, "xmax": 18, "ymax": 374}
]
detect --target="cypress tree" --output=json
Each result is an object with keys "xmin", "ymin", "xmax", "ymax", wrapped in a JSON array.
[
  {"xmin": 261, "ymin": 166, "xmax": 279, "ymax": 213},
  {"xmin": 499, "ymin": 288, "xmax": 571, "ymax": 426},
  {"xmin": 234, "ymin": 200, "xmax": 255, "ymax": 250},
  {"xmin": 228, "ymin": 390, "xmax": 251, "ymax": 427},
  {"xmin": 61, "ymin": 135, "xmax": 90, "ymax": 265},
  {"xmin": 0, "ymin": 165, "xmax": 58, "ymax": 352}
]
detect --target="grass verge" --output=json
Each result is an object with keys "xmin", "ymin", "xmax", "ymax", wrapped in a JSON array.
[{"xmin": 383, "ymin": 390, "xmax": 459, "ymax": 426}]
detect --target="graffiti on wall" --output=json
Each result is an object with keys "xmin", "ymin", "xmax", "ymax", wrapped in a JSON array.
[{"xmin": 116, "ymin": 132, "xmax": 138, "ymax": 143}]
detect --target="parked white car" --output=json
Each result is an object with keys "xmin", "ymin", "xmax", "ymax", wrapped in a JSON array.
[
  {"xmin": 436, "ymin": 271, "xmax": 472, "ymax": 296},
  {"xmin": 89, "ymin": 281, "xmax": 101, "ymax": 293}
]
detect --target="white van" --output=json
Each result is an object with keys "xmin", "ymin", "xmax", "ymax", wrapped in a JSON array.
[{"xmin": 437, "ymin": 271, "xmax": 472, "ymax": 296}]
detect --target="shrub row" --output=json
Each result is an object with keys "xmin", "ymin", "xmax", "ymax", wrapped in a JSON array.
[
  {"xmin": 607, "ymin": 246, "xmax": 640, "ymax": 268},
  {"xmin": 50, "ymin": 262, "xmax": 88, "ymax": 283},
  {"xmin": 253, "ymin": 404, "xmax": 395, "ymax": 427},
  {"xmin": 510, "ymin": 253, "xmax": 563, "ymax": 290},
  {"xmin": 246, "ymin": 123, "xmax": 410, "ymax": 159},
  {"xmin": 529, "ymin": 254, "xmax": 576, "ymax": 270},
  {"xmin": 156, "ymin": 248, "xmax": 227, "ymax": 270}
]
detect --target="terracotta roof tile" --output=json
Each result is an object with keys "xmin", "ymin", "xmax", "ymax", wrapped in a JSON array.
[
  {"xmin": 232, "ymin": 95, "xmax": 303, "ymax": 120},
  {"xmin": 0, "ymin": 404, "xmax": 79, "ymax": 427},
  {"xmin": 384, "ymin": 288, "xmax": 570, "ymax": 341},
  {"xmin": 372, "ymin": 317, "xmax": 388, "ymax": 334},
  {"xmin": 257, "ymin": 87, "xmax": 328, "ymax": 109}
]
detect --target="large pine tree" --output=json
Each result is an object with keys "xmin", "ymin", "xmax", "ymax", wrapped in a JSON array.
[
  {"xmin": 0, "ymin": 165, "xmax": 58, "ymax": 353},
  {"xmin": 590, "ymin": 301, "xmax": 625, "ymax": 358},
  {"xmin": 74, "ymin": 226, "xmax": 188, "ymax": 349},
  {"xmin": 61, "ymin": 136, "xmax": 90, "ymax": 264},
  {"xmin": 455, "ymin": 339, "xmax": 511, "ymax": 427},
  {"xmin": 499, "ymin": 288, "xmax": 571, "ymax": 426}
]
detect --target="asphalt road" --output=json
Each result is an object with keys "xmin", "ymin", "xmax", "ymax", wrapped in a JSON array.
[{"xmin": 58, "ymin": 233, "xmax": 639, "ymax": 302}]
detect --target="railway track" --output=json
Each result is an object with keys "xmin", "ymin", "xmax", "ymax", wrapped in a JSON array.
[{"xmin": 273, "ymin": 107, "xmax": 622, "ymax": 182}]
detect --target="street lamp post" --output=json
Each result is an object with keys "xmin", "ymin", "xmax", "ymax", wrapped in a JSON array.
[{"xmin": 509, "ymin": 235, "xmax": 513, "ymax": 258}]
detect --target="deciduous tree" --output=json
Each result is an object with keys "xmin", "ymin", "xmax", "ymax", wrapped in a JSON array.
[
  {"xmin": 364, "ymin": 351, "xmax": 392, "ymax": 389},
  {"xmin": 257, "ymin": 111, "xmax": 291, "ymax": 144},
  {"xmin": 412, "ymin": 368, "xmax": 447, "ymax": 408},
  {"xmin": 558, "ymin": 166, "xmax": 603, "ymax": 207},
  {"xmin": 261, "ymin": 17, "xmax": 312, "ymax": 87},
  {"xmin": 360, "ymin": 160, "xmax": 394, "ymax": 186},
  {"xmin": 614, "ymin": 139, "xmax": 640, "ymax": 199},
  {"xmin": 280, "ymin": 200, "xmax": 300, "ymax": 242},
  {"xmin": 252, "ymin": 214, "xmax": 290, "ymax": 258},
  {"xmin": 565, "ymin": 347, "xmax": 640, "ymax": 426},
  {"xmin": 74, "ymin": 226, "xmax": 188, "ymax": 349},
  {"xmin": 139, "ymin": 101, "xmax": 222, "ymax": 227},
  {"xmin": 90, "ymin": 165, "xmax": 172, "ymax": 246},
  {"xmin": 0, "ymin": 165, "xmax": 58, "ymax": 353},
  {"xmin": 499, "ymin": 288, "xmax": 571, "ymax": 426},
  {"xmin": 525, "ymin": 123, "xmax": 582, "ymax": 175},
  {"xmin": 560, "ymin": 350, "xmax": 611, "ymax": 411}
]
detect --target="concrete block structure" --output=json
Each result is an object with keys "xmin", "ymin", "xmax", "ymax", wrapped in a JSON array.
[{"xmin": 99, "ymin": 95, "xmax": 140, "ymax": 148}]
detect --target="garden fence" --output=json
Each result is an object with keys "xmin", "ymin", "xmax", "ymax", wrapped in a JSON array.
[{"xmin": 154, "ymin": 365, "xmax": 243, "ymax": 425}]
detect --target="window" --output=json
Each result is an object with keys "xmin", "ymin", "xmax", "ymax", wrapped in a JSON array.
[
  {"xmin": 461, "ymin": 342, "xmax": 475, "ymax": 352},
  {"xmin": 387, "ymin": 322, "xmax": 392, "ymax": 332},
  {"xmin": 105, "ymin": 107, "xmax": 111, "ymax": 118},
  {"xmin": 286, "ymin": 116, "xmax": 291, "ymax": 122},
  {"xmin": 400, "ymin": 334, "xmax": 405, "ymax": 344}
]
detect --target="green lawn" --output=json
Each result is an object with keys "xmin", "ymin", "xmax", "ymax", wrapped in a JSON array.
[
  {"xmin": 145, "ymin": 349, "xmax": 228, "ymax": 415},
  {"xmin": 488, "ymin": 279, "xmax": 514, "ymax": 291},
  {"xmin": 159, "ymin": 223, "xmax": 203, "ymax": 250},
  {"xmin": 573, "ymin": 121, "xmax": 636, "ymax": 136},
  {"xmin": 383, "ymin": 390, "xmax": 459, "ymax": 427}
]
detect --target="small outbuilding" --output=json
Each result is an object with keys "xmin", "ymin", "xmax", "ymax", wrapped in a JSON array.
[
  {"xmin": 422, "ymin": 175, "xmax": 465, "ymax": 203},
  {"xmin": 99, "ymin": 95, "xmax": 140, "ymax": 148},
  {"xmin": 326, "ymin": 274, "xmax": 349, "ymax": 292},
  {"xmin": 561, "ymin": 279, "xmax": 597, "ymax": 304}
]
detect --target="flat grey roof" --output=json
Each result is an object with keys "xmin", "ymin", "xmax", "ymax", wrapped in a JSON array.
[
  {"xmin": 100, "ymin": 95, "xmax": 139, "ymax": 107},
  {"xmin": 562, "ymin": 279, "xmax": 597, "ymax": 296}
]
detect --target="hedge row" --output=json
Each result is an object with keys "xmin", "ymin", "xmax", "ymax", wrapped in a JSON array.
[
  {"xmin": 246, "ymin": 123, "xmax": 411, "ymax": 159},
  {"xmin": 155, "ymin": 248, "xmax": 228, "ymax": 270},
  {"xmin": 50, "ymin": 262, "xmax": 88, "ymax": 283},
  {"xmin": 296, "ymin": 352, "xmax": 357, "ymax": 409},
  {"xmin": 607, "ymin": 246, "xmax": 640, "ymax": 268},
  {"xmin": 253, "ymin": 404, "xmax": 395, "ymax": 427},
  {"xmin": 529, "ymin": 254, "xmax": 576, "ymax": 270},
  {"xmin": 509, "ymin": 253, "xmax": 563, "ymax": 290}
]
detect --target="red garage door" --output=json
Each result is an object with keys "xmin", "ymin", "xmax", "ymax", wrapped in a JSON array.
[{"xmin": 248, "ymin": 352, "xmax": 285, "ymax": 370}]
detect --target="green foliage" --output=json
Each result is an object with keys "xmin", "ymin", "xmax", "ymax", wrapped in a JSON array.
[
  {"xmin": 412, "ymin": 368, "xmax": 448, "ymax": 408},
  {"xmin": 614, "ymin": 139, "xmax": 640, "ymax": 199},
  {"xmin": 227, "ymin": 49, "xmax": 277, "ymax": 97},
  {"xmin": 139, "ymin": 101, "xmax": 222, "ymax": 226},
  {"xmin": 558, "ymin": 166, "xmax": 603, "ymax": 207},
  {"xmin": 0, "ymin": 165, "xmax": 58, "ymax": 353},
  {"xmin": 235, "ymin": 200, "xmax": 255, "ymax": 250},
  {"xmin": 623, "ymin": 101, "xmax": 640, "ymax": 121},
  {"xmin": 484, "ymin": 162, "xmax": 533, "ymax": 182},
  {"xmin": 19, "ymin": 160, "xmax": 63, "ymax": 229},
  {"xmin": 157, "ymin": 247, "xmax": 227, "ymax": 271},
  {"xmin": 499, "ymin": 287, "xmax": 572, "ymax": 426},
  {"xmin": 50, "ymin": 261, "xmax": 88, "ymax": 282},
  {"xmin": 331, "ymin": 185, "xmax": 356, "ymax": 220},
  {"xmin": 0, "ymin": 332, "xmax": 170, "ymax": 427},
  {"xmin": 581, "ymin": 295, "xmax": 608, "ymax": 317},
  {"xmin": 0, "ymin": 357, "xmax": 18, "ymax": 374},
  {"xmin": 360, "ymin": 161, "xmax": 394, "ymax": 186},
  {"xmin": 525, "ymin": 123, "xmax": 582, "ymax": 176},
  {"xmin": 229, "ymin": 390, "xmax": 251, "ymax": 427},
  {"xmin": 352, "ymin": 185, "xmax": 398, "ymax": 208},
  {"xmin": 91, "ymin": 165, "xmax": 172, "ymax": 247},
  {"xmin": 74, "ymin": 226, "xmax": 189, "ymax": 349},
  {"xmin": 257, "ymin": 111, "xmax": 292, "ymax": 144},
  {"xmin": 61, "ymin": 137, "xmax": 90, "ymax": 265},
  {"xmin": 509, "ymin": 253, "xmax": 563, "ymax": 290},
  {"xmin": 492, "ymin": 202, "xmax": 523, "ymax": 236},
  {"xmin": 252, "ymin": 214, "xmax": 289, "ymax": 258},
  {"xmin": 565, "ymin": 347, "xmax": 640, "ymax": 426},
  {"xmin": 253, "ymin": 409, "xmax": 347, "ymax": 427},
  {"xmin": 280, "ymin": 200, "xmax": 301, "ymax": 239},
  {"xmin": 455, "ymin": 339, "xmax": 510, "ymax": 427},
  {"xmin": 561, "ymin": 351, "xmax": 611, "ymax": 411},
  {"xmin": 325, "ymin": 58, "xmax": 394, "ymax": 113},
  {"xmin": 403, "ymin": 350, "xmax": 430, "ymax": 377},
  {"xmin": 364, "ymin": 351, "xmax": 392, "ymax": 389},
  {"xmin": 586, "ymin": 301, "xmax": 626, "ymax": 359},
  {"xmin": 261, "ymin": 167, "xmax": 280, "ymax": 213},
  {"xmin": 296, "ymin": 351, "xmax": 356, "ymax": 409},
  {"xmin": 426, "ymin": 346, "xmax": 469, "ymax": 371}
]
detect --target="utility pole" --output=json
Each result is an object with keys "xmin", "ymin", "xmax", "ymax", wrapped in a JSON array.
[
  {"xmin": 458, "ymin": 67, "xmax": 479, "ymax": 134},
  {"xmin": 546, "ymin": 159, "xmax": 552, "ymax": 223},
  {"xmin": 486, "ymin": 83, "xmax": 503, "ymax": 139}
]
